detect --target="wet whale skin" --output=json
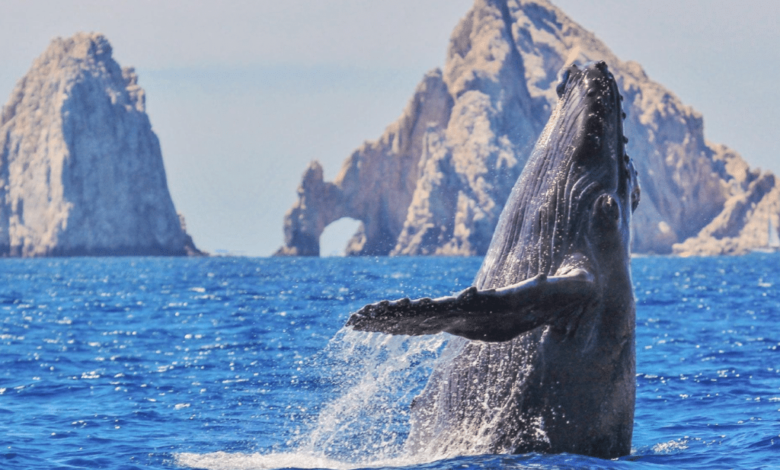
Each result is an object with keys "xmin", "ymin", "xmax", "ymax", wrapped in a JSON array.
[{"xmin": 347, "ymin": 61, "xmax": 641, "ymax": 459}]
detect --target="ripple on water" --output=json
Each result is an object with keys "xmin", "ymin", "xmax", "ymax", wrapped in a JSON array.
[{"xmin": 0, "ymin": 255, "xmax": 779, "ymax": 469}]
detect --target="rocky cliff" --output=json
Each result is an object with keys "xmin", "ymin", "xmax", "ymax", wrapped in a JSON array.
[
  {"xmin": 0, "ymin": 33, "xmax": 202, "ymax": 257},
  {"xmin": 278, "ymin": 0, "xmax": 779, "ymax": 257}
]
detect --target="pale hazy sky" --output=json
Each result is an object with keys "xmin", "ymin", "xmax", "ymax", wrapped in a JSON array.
[{"xmin": 1, "ymin": 1, "xmax": 778, "ymax": 256}]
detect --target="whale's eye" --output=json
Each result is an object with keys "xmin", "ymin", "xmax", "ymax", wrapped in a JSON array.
[{"xmin": 631, "ymin": 187, "xmax": 641, "ymax": 212}]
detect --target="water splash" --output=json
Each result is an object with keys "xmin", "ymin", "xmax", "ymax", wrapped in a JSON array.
[
  {"xmin": 298, "ymin": 328, "xmax": 447, "ymax": 462},
  {"xmin": 176, "ymin": 327, "xmax": 448, "ymax": 469},
  {"xmin": 175, "ymin": 451, "xmax": 432, "ymax": 470},
  {"xmin": 175, "ymin": 451, "xmax": 374, "ymax": 470}
]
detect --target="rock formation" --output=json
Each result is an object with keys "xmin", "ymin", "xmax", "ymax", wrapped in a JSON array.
[
  {"xmin": 278, "ymin": 0, "xmax": 779, "ymax": 257},
  {"xmin": 673, "ymin": 147, "xmax": 779, "ymax": 256},
  {"xmin": 0, "ymin": 32, "xmax": 203, "ymax": 257},
  {"xmin": 275, "ymin": 70, "xmax": 453, "ymax": 256}
]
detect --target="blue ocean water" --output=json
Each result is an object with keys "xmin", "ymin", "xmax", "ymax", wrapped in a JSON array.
[{"xmin": 0, "ymin": 255, "xmax": 778, "ymax": 469}]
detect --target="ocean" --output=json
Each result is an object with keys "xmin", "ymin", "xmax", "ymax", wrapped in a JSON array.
[{"xmin": 0, "ymin": 255, "xmax": 778, "ymax": 469}]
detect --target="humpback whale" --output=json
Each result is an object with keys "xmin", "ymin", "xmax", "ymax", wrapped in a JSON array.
[{"xmin": 346, "ymin": 61, "xmax": 640, "ymax": 459}]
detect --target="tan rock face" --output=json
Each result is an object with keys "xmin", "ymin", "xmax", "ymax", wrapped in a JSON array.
[
  {"xmin": 674, "ymin": 172, "xmax": 780, "ymax": 256},
  {"xmin": 276, "ymin": 69, "xmax": 453, "ymax": 256},
  {"xmin": 0, "ymin": 33, "xmax": 201, "ymax": 257},
  {"xmin": 278, "ymin": 0, "xmax": 778, "ymax": 257}
]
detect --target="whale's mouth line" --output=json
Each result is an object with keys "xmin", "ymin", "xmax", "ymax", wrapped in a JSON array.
[{"xmin": 556, "ymin": 60, "xmax": 637, "ymax": 215}]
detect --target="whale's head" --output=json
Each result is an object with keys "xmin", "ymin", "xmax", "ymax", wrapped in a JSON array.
[
  {"xmin": 554, "ymin": 61, "xmax": 640, "ymax": 255},
  {"xmin": 478, "ymin": 61, "xmax": 640, "ymax": 287}
]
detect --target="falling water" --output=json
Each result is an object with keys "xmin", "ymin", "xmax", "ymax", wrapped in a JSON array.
[
  {"xmin": 177, "ymin": 328, "xmax": 449, "ymax": 469},
  {"xmin": 298, "ymin": 329, "xmax": 448, "ymax": 462}
]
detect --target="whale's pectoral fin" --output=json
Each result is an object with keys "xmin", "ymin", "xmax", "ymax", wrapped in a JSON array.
[{"xmin": 346, "ymin": 268, "xmax": 596, "ymax": 342}]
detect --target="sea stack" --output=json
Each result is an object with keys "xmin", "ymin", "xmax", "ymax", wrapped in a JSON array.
[
  {"xmin": 278, "ymin": 0, "xmax": 780, "ymax": 257},
  {"xmin": 0, "ymin": 32, "xmax": 202, "ymax": 257}
]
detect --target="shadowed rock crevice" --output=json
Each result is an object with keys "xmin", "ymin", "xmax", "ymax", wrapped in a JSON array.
[{"xmin": 278, "ymin": 0, "xmax": 780, "ymax": 257}]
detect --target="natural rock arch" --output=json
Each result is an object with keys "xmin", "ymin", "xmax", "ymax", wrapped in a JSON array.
[
  {"xmin": 275, "ymin": 69, "xmax": 454, "ymax": 257},
  {"xmin": 278, "ymin": 0, "xmax": 777, "ymax": 257},
  {"xmin": 320, "ymin": 217, "xmax": 363, "ymax": 257}
]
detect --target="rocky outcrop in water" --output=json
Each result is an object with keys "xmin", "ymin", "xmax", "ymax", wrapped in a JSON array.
[
  {"xmin": 275, "ymin": 70, "xmax": 453, "ymax": 256},
  {"xmin": 0, "ymin": 32, "xmax": 203, "ymax": 257},
  {"xmin": 673, "ymin": 150, "xmax": 780, "ymax": 256},
  {"xmin": 278, "ymin": 0, "xmax": 779, "ymax": 257}
]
